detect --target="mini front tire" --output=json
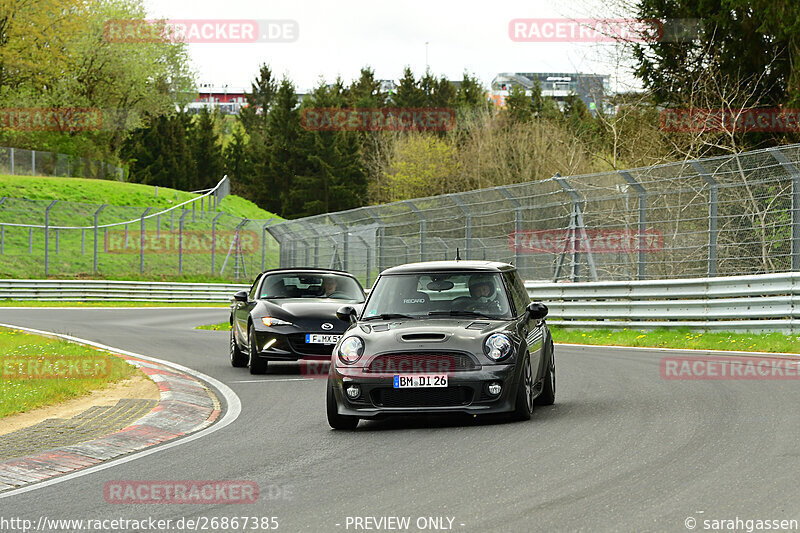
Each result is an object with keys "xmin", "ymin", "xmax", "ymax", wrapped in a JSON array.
[
  {"xmin": 326, "ymin": 379, "xmax": 359, "ymax": 430},
  {"xmin": 513, "ymin": 353, "xmax": 534, "ymax": 421}
]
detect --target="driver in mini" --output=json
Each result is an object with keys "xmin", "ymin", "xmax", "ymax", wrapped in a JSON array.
[{"xmin": 467, "ymin": 275, "xmax": 500, "ymax": 312}]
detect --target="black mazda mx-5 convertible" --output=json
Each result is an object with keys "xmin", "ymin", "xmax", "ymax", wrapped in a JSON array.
[
  {"xmin": 326, "ymin": 260, "xmax": 554, "ymax": 429},
  {"xmin": 230, "ymin": 268, "xmax": 366, "ymax": 374}
]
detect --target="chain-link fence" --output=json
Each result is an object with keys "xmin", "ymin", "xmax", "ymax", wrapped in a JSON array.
[
  {"xmin": 0, "ymin": 176, "xmax": 281, "ymax": 280},
  {"xmin": 0, "ymin": 146, "xmax": 125, "ymax": 180},
  {"xmin": 268, "ymin": 143, "xmax": 800, "ymax": 286}
]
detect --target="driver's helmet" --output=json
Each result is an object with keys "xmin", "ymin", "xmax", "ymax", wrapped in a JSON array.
[{"xmin": 468, "ymin": 274, "xmax": 495, "ymax": 300}]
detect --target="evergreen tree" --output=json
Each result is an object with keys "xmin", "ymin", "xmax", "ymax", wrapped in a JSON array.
[
  {"xmin": 393, "ymin": 67, "xmax": 425, "ymax": 108},
  {"xmin": 266, "ymin": 77, "xmax": 305, "ymax": 215},
  {"xmin": 190, "ymin": 108, "xmax": 224, "ymax": 189}
]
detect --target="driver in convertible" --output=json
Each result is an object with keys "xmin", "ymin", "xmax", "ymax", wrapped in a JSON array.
[{"xmin": 322, "ymin": 276, "xmax": 339, "ymax": 297}]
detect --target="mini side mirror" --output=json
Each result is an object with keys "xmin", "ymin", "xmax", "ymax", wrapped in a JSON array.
[
  {"xmin": 527, "ymin": 302, "xmax": 548, "ymax": 320},
  {"xmin": 336, "ymin": 305, "xmax": 357, "ymax": 324},
  {"xmin": 233, "ymin": 290, "xmax": 248, "ymax": 302}
]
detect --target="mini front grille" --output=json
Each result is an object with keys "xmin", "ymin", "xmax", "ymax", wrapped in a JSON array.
[
  {"xmin": 371, "ymin": 387, "xmax": 473, "ymax": 408},
  {"xmin": 366, "ymin": 353, "xmax": 477, "ymax": 374}
]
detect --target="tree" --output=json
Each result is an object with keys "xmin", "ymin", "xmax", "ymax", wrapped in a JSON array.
[
  {"xmin": 190, "ymin": 108, "xmax": 224, "ymax": 190},
  {"xmin": 504, "ymin": 84, "xmax": 535, "ymax": 123},
  {"xmin": 392, "ymin": 67, "xmax": 425, "ymax": 108},
  {"xmin": 266, "ymin": 77, "xmax": 305, "ymax": 215},
  {"xmin": 122, "ymin": 112, "xmax": 196, "ymax": 190}
]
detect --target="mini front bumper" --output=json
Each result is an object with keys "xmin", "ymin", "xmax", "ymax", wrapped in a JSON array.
[{"xmin": 329, "ymin": 362, "xmax": 521, "ymax": 418}]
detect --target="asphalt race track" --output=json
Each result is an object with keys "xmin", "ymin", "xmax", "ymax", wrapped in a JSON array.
[{"xmin": 0, "ymin": 308, "xmax": 798, "ymax": 532}]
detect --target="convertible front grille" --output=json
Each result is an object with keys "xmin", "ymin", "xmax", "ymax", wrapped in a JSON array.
[
  {"xmin": 370, "ymin": 387, "xmax": 473, "ymax": 408},
  {"xmin": 287, "ymin": 334, "xmax": 336, "ymax": 356},
  {"xmin": 366, "ymin": 352, "xmax": 477, "ymax": 374}
]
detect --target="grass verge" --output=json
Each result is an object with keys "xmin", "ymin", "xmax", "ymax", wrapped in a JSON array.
[
  {"xmin": 196, "ymin": 321, "xmax": 230, "ymax": 330},
  {"xmin": 0, "ymin": 326, "xmax": 139, "ymax": 418},
  {"xmin": 551, "ymin": 326, "xmax": 800, "ymax": 354}
]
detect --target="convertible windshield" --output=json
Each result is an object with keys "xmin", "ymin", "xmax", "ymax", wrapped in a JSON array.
[
  {"xmin": 259, "ymin": 272, "xmax": 365, "ymax": 302},
  {"xmin": 363, "ymin": 273, "xmax": 512, "ymax": 319}
]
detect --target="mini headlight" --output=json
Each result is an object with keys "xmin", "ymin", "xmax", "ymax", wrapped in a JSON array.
[
  {"xmin": 338, "ymin": 336, "xmax": 364, "ymax": 364},
  {"xmin": 484, "ymin": 333, "xmax": 512, "ymax": 361},
  {"xmin": 261, "ymin": 316, "xmax": 294, "ymax": 327}
]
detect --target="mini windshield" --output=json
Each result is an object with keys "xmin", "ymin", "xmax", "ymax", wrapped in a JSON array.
[
  {"xmin": 260, "ymin": 272, "xmax": 365, "ymax": 302},
  {"xmin": 363, "ymin": 273, "xmax": 512, "ymax": 319}
]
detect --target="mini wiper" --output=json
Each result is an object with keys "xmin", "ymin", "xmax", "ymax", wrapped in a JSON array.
[
  {"xmin": 428, "ymin": 310, "xmax": 497, "ymax": 319},
  {"xmin": 362, "ymin": 313, "xmax": 417, "ymax": 321}
]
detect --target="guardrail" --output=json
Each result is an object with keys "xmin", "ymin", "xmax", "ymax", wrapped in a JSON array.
[
  {"xmin": 0, "ymin": 280, "xmax": 248, "ymax": 302},
  {"xmin": 527, "ymin": 272, "xmax": 800, "ymax": 333}
]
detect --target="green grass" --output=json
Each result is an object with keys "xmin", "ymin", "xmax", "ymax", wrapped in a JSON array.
[
  {"xmin": 0, "ymin": 174, "xmax": 275, "ymax": 219},
  {"xmin": 196, "ymin": 321, "xmax": 231, "ymax": 330},
  {"xmin": 0, "ymin": 326, "xmax": 139, "ymax": 418},
  {"xmin": 0, "ymin": 174, "xmax": 283, "ymax": 281},
  {"xmin": 0, "ymin": 300, "xmax": 229, "ymax": 307},
  {"xmin": 551, "ymin": 326, "xmax": 800, "ymax": 354}
]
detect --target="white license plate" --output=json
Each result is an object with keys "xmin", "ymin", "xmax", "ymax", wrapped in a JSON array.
[
  {"xmin": 305, "ymin": 334, "xmax": 341, "ymax": 344},
  {"xmin": 393, "ymin": 374, "xmax": 448, "ymax": 388}
]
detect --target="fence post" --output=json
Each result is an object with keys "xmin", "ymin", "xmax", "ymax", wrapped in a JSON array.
[
  {"xmin": 0, "ymin": 197, "xmax": 5, "ymax": 254},
  {"xmin": 28, "ymin": 227, "xmax": 32, "ymax": 253},
  {"xmin": 140, "ymin": 207, "xmax": 152, "ymax": 274},
  {"xmin": 179, "ymin": 210, "xmax": 189, "ymax": 275},
  {"xmin": 497, "ymin": 188, "xmax": 523, "ymax": 270},
  {"xmin": 449, "ymin": 194, "xmax": 471, "ymax": 260},
  {"xmin": 211, "ymin": 212, "xmax": 224, "ymax": 275},
  {"xmin": 55, "ymin": 229, "xmax": 59, "ymax": 254},
  {"xmin": 44, "ymin": 200, "xmax": 57, "ymax": 276},
  {"xmin": 555, "ymin": 175, "xmax": 598, "ymax": 282},
  {"xmin": 690, "ymin": 161, "xmax": 719, "ymax": 276},
  {"xmin": 81, "ymin": 229, "xmax": 85, "ymax": 255},
  {"xmin": 93, "ymin": 205, "xmax": 106, "ymax": 273},
  {"xmin": 329, "ymin": 214, "xmax": 349, "ymax": 272},
  {"xmin": 31, "ymin": 150, "xmax": 36, "ymax": 175},
  {"xmin": 405, "ymin": 201, "xmax": 426, "ymax": 262},
  {"xmin": 364, "ymin": 207, "xmax": 383, "ymax": 273},
  {"xmin": 767, "ymin": 148, "xmax": 800, "ymax": 271},
  {"xmin": 192, "ymin": 201, "xmax": 196, "ymax": 223},
  {"xmin": 10, "ymin": 148, "xmax": 14, "ymax": 175},
  {"xmin": 618, "ymin": 170, "xmax": 648, "ymax": 280},
  {"xmin": 261, "ymin": 219, "xmax": 277, "ymax": 271}
]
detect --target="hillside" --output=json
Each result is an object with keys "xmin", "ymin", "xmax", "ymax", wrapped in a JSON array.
[
  {"xmin": 0, "ymin": 175, "xmax": 282, "ymax": 282},
  {"xmin": 0, "ymin": 175, "xmax": 277, "ymax": 220}
]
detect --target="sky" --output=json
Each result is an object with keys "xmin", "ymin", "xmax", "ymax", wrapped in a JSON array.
[{"xmin": 141, "ymin": 0, "xmax": 641, "ymax": 94}]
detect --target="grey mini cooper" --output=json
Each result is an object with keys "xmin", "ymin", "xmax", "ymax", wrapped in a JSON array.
[{"xmin": 326, "ymin": 260, "xmax": 555, "ymax": 429}]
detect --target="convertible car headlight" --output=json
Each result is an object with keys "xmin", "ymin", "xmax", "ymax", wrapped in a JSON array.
[
  {"xmin": 261, "ymin": 316, "xmax": 294, "ymax": 327},
  {"xmin": 484, "ymin": 333, "xmax": 512, "ymax": 361},
  {"xmin": 338, "ymin": 336, "xmax": 364, "ymax": 364}
]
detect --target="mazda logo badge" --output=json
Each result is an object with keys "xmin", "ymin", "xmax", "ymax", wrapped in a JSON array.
[{"xmin": 321, "ymin": 323, "xmax": 334, "ymax": 330}]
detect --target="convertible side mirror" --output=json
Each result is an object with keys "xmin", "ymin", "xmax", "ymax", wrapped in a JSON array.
[
  {"xmin": 527, "ymin": 302, "xmax": 548, "ymax": 320},
  {"xmin": 336, "ymin": 305, "xmax": 357, "ymax": 325},
  {"xmin": 233, "ymin": 290, "xmax": 249, "ymax": 303}
]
